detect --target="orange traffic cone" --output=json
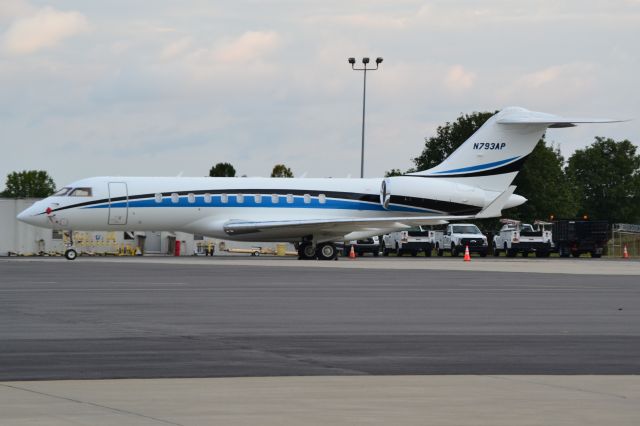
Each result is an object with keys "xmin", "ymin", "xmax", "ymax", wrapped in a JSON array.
[
  {"xmin": 623, "ymin": 245, "xmax": 629, "ymax": 259},
  {"xmin": 463, "ymin": 245, "xmax": 471, "ymax": 262},
  {"xmin": 349, "ymin": 245, "xmax": 356, "ymax": 259}
]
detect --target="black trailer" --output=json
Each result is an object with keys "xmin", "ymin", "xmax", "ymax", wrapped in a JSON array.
[{"xmin": 552, "ymin": 220, "xmax": 609, "ymax": 258}]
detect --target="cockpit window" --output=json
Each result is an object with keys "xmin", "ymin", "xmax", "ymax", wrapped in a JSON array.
[
  {"xmin": 68, "ymin": 187, "xmax": 92, "ymax": 197},
  {"xmin": 53, "ymin": 187, "xmax": 71, "ymax": 196}
]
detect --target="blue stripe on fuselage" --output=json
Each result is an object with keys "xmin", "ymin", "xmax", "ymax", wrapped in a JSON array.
[
  {"xmin": 432, "ymin": 156, "xmax": 520, "ymax": 175},
  {"xmin": 84, "ymin": 194, "xmax": 432, "ymax": 213}
]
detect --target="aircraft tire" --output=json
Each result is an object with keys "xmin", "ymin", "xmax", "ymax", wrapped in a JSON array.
[
  {"xmin": 64, "ymin": 249, "xmax": 78, "ymax": 261},
  {"xmin": 298, "ymin": 242, "xmax": 317, "ymax": 260},
  {"xmin": 316, "ymin": 242, "xmax": 337, "ymax": 260}
]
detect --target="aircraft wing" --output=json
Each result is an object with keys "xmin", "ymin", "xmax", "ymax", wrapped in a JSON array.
[
  {"xmin": 223, "ymin": 214, "xmax": 474, "ymax": 237},
  {"xmin": 223, "ymin": 185, "xmax": 516, "ymax": 239}
]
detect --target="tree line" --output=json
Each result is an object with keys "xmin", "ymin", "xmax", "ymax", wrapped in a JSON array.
[{"xmin": 386, "ymin": 111, "xmax": 640, "ymax": 224}]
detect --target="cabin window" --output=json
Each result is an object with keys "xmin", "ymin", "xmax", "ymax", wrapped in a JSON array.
[
  {"xmin": 286, "ymin": 194, "xmax": 294, "ymax": 204},
  {"xmin": 53, "ymin": 187, "xmax": 71, "ymax": 196},
  {"xmin": 271, "ymin": 194, "xmax": 279, "ymax": 204},
  {"xmin": 188, "ymin": 193, "xmax": 195, "ymax": 204},
  {"xmin": 69, "ymin": 187, "xmax": 92, "ymax": 197},
  {"xmin": 304, "ymin": 194, "xmax": 311, "ymax": 204},
  {"xmin": 154, "ymin": 193, "xmax": 163, "ymax": 203},
  {"xmin": 318, "ymin": 194, "xmax": 326, "ymax": 204},
  {"xmin": 204, "ymin": 193, "xmax": 212, "ymax": 203},
  {"xmin": 221, "ymin": 194, "xmax": 228, "ymax": 204},
  {"xmin": 237, "ymin": 194, "xmax": 244, "ymax": 204},
  {"xmin": 254, "ymin": 194, "xmax": 262, "ymax": 204},
  {"xmin": 171, "ymin": 193, "xmax": 179, "ymax": 203}
]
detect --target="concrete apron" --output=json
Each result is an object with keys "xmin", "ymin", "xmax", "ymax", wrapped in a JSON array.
[{"xmin": 2, "ymin": 375, "xmax": 639, "ymax": 426}]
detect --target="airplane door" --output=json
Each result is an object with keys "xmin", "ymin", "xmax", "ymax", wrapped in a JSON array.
[{"xmin": 108, "ymin": 182, "xmax": 128, "ymax": 225}]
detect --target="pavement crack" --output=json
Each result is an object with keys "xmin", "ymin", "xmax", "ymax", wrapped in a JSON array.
[
  {"xmin": 484, "ymin": 375, "xmax": 630, "ymax": 400},
  {"xmin": 0, "ymin": 383, "xmax": 184, "ymax": 425}
]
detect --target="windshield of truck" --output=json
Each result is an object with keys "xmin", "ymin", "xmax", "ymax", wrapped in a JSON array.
[
  {"xmin": 452, "ymin": 225, "xmax": 481, "ymax": 234},
  {"xmin": 407, "ymin": 226, "xmax": 428, "ymax": 236}
]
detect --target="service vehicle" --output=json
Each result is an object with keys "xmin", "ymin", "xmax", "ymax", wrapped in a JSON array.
[
  {"xmin": 435, "ymin": 223, "xmax": 488, "ymax": 257},
  {"xmin": 337, "ymin": 236, "xmax": 381, "ymax": 257},
  {"xmin": 552, "ymin": 220, "xmax": 609, "ymax": 258},
  {"xmin": 493, "ymin": 219, "xmax": 552, "ymax": 257},
  {"xmin": 382, "ymin": 226, "xmax": 434, "ymax": 256}
]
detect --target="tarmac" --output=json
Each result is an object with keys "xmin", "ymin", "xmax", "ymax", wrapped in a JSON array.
[{"xmin": 1, "ymin": 256, "xmax": 639, "ymax": 425}]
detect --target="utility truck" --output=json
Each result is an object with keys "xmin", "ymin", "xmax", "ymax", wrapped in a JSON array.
[
  {"xmin": 552, "ymin": 219, "xmax": 609, "ymax": 258},
  {"xmin": 382, "ymin": 226, "xmax": 434, "ymax": 256},
  {"xmin": 493, "ymin": 219, "xmax": 552, "ymax": 257},
  {"xmin": 434, "ymin": 223, "xmax": 488, "ymax": 257}
]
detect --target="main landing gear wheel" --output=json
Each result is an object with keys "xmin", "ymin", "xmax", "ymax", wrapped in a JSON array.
[
  {"xmin": 298, "ymin": 242, "xmax": 317, "ymax": 260},
  {"xmin": 316, "ymin": 242, "xmax": 337, "ymax": 261},
  {"xmin": 64, "ymin": 248, "xmax": 78, "ymax": 260}
]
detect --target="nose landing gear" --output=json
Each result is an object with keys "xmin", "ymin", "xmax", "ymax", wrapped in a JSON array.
[{"xmin": 63, "ymin": 230, "xmax": 78, "ymax": 260}]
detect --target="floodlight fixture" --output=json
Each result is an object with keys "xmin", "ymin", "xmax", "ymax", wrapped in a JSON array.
[{"xmin": 346, "ymin": 56, "xmax": 384, "ymax": 178}]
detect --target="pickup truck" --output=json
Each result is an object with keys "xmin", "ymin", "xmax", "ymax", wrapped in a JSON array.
[
  {"xmin": 434, "ymin": 223, "xmax": 488, "ymax": 257},
  {"xmin": 382, "ymin": 226, "xmax": 434, "ymax": 257},
  {"xmin": 493, "ymin": 220, "xmax": 552, "ymax": 257}
]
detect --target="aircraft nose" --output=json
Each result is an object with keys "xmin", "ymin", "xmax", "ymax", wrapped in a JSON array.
[{"xmin": 16, "ymin": 205, "xmax": 42, "ymax": 226}]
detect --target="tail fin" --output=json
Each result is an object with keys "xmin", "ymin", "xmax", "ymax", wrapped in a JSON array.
[{"xmin": 408, "ymin": 106, "xmax": 621, "ymax": 192}]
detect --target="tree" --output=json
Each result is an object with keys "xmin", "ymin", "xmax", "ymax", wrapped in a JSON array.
[
  {"xmin": 2, "ymin": 170, "xmax": 56, "ymax": 198},
  {"xmin": 384, "ymin": 168, "xmax": 403, "ymax": 177},
  {"xmin": 270, "ymin": 164, "xmax": 294, "ymax": 178},
  {"xmin": 566, "ymin": 137, "xmax": 640, "ymax": 223},
  {"xmin": 413, "ymin": 111, "xmax": 496, "ymax": 171},
  {"xmin": 209, "ymin": 162, "xmax": 236, "ymax": 177},
  {"xmin": 509, "ymin": 138, "xmax": 578, "ymax": 221}
]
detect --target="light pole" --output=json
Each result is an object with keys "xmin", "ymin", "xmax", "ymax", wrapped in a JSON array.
[{"xmin": 349, "ymin": 56, "xmax": 383, "ymax": 178}]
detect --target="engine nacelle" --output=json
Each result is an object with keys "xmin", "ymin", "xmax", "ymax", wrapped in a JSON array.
[{"xmin": 379, "ymin": 176, "xmax": 488, "ymax": 215}]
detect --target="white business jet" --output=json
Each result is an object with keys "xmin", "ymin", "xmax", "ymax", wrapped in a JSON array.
[{"xmin": 17, "ymin": 107, "xmax": 619, "ymax": 260}]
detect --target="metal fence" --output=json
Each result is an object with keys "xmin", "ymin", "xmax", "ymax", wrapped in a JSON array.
[{"xmin": 609, "ymin": 223, "xmax": 640, "ymax": 257}]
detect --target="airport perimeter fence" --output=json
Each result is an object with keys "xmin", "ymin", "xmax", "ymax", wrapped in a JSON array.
[{"xmin": 609, "ymin": 223, "xmax": 640, "ymax": 258}]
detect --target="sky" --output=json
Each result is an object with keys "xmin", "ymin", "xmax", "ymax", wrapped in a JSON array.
[{"xmin": 1, "ymin": 0, "xmax": 639, "ymax": 186}]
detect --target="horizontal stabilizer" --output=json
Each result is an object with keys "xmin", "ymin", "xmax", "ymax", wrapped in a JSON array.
[{"xmin": 497, "ymin": 109, "xmax": 625, "ymax": 128}]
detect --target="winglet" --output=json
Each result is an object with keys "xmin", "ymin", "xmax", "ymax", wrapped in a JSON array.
[{"xmin": 475, "ymin": 186, "xmax": 516, "ymax": 219}]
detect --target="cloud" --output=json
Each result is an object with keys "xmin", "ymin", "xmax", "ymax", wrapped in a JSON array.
[
  {"xmin": 444, "ymin": 65, "xmax": 476, "ymax": 92},
  {"xmin": 499, "ymin": 63, "xmax": 597, "ymax": 105},
  {"xmin": 307, "ymin": 13, "xmax": 408, "ymax": 30},
  {"xmin": 2, "ymin": 6, "xmax": 89, "ymax": 54},
  {"xmin": 0, "ymin": 0, "xmax": 34, "ymax": 22},
  {"xmin": 213, "ymin": 31, "xmax": 281, "ymax": 64},
  {"xmin": 160, "ymin": 37, "xmax": 193, "ymax": 60}
]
